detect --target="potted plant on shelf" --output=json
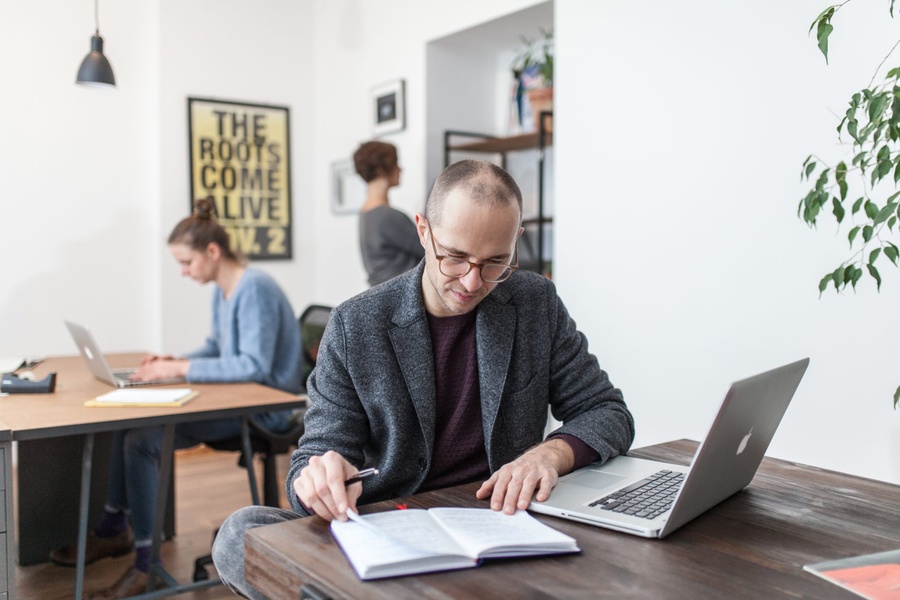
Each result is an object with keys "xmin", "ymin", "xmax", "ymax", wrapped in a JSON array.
[{"xmin": 511, "ymin": 27, "xmax": 554, "ymax": 133}]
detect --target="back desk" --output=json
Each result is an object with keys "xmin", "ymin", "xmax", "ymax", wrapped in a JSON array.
[
  {"xmin": 245, "ymin": 439, "xmax": 900, "ymax": 599},
  {"xmin": 1, "ymin": 354, "xmax": 304, "ymax": 598}
]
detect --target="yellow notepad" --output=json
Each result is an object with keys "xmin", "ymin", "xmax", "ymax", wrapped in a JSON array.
[{"xmin": 85, "ymin": 388, "xmax": 198, "ymax": 407}]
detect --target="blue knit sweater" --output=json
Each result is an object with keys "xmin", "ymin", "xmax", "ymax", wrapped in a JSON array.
[{"xmin": 184, "ymin": 268, "xmax": 302, "ymax": 400}]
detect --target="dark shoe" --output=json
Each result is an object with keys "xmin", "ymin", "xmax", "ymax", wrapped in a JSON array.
[
  {"xmin": 88, "ymin": 565, "xmax": 164, "ymax": 600},
  {"xmin": 49, "ymin": 527, "xmax": 134, "ymax": 567}
]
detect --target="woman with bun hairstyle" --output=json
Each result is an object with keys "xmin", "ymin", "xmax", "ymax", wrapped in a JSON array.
[{"xmin": 51, "ymin": 198, "xmax": 302, "ymax": 599}]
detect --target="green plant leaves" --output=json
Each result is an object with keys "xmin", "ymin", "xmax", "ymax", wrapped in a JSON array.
[
  {"xmin": 811, "ymin": 6, "xmax": 836, "ymax": 62},
  {"xmin": 864, "ymin": 200, "xmax": 878, "ymax": 220},
  {"xmin": 805, "ymin": 3, "xmax": 900, "ymax": 408},
  {"xmin": 870, "ymin": 95, "xmax": 888, "ymax": 123},
  {"xmin": 511, "ymin": 28, "xmax": 554, "ymax": 87},
  {"xmin": 836, "ymin": 161, "xmax": 849, "ymax": 199},
  {"xmin": 867, "ymin": 263, "xmax": 882, "ymax": 290},
  {"xmin": 870, "ymin": 247, "xmax": 882, "ymax": 264},
  {"xmin": 875, "ymin": 202, "xmax": 897, "ymax": 225},
  {"xmin": 822, "ymin": 264, "xmax": 865, "ymax": 294},
  {"xmin": 832, "ymin": 197, "xmax": 845, "ymax": 222},
  {"xmin": 804, "ymin": 160, "xmax": 817, "ymax": 180},
  {"xmin": 817, "ymin": 24, "xmax": 833, "ymax": 62}
]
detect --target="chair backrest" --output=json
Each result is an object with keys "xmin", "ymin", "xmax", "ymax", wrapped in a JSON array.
[{"xmin": 298, "ymin": 304, "xmax": 333, "ymax": 389}]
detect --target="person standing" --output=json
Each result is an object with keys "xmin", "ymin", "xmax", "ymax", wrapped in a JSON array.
[
  {"xmin": 51, "ymin": 198, "xmax": 303, "ymax": 600},
  {"xmin": 355, "ymin": 140, "xmax": 424, "ymax": 286},
  {"xmin": 211, "ymin": 160, "xmax": 634, "ymax": 599}
]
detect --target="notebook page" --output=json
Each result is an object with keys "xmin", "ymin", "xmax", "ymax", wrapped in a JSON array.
[{"xmin": 429, "ymin": 508, "xmax": 578, "ymax": 557}]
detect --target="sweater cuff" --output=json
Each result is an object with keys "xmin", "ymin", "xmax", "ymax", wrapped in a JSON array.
[{"xmin": 548, "ymin": 433, "xmax": 600, "ymax": 471}]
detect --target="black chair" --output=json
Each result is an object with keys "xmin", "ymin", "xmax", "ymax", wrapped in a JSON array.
[
  {"xmin": 298, "ymin": 304, "xmax": 333, "ymax": 385},
  {"xmin": 192, "ymin": 304, "xmax": 333, "ymax": 581}
]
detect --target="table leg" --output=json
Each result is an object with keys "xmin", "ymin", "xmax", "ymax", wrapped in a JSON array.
[
  {"xmin": 74, "ymin": 432, "xmax": 95, "ymax": 600},
  {"xmin": 146, "ymin": 424, "xmax": 174, "ymax": 593},
  {"xmin": 240, "ymin": 418, "xmax": 261, "ymax": 506},
  {"xmin": 133, "ymin": 424, "xmax": 221, "ymax": 599}
]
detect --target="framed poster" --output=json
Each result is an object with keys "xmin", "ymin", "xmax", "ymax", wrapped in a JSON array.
[
  {"xmin": 187, "ymin": 97, "xmax": 292, "ymax": 260},
  {"xmin": 371, "ymin": 79, "xmax": 406, "ymax": 136},
  {"xmin": 331, "ymin": 159, "xmax": 367, "ymax": 215}
]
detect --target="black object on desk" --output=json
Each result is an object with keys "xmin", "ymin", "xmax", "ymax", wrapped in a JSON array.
[{"xmin": 1, "ymin": 371, "xmax": 57, "ymax": 393}]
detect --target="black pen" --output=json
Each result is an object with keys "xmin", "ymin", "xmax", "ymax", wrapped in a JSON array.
[{"xmin": 344, "ymin": 468, "xmax": 379, "ymax": 487}]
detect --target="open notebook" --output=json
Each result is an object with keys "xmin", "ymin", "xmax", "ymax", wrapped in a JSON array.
[{"xmin": 331, "ymin": 508, "xmax": 579, "ymax": 580}]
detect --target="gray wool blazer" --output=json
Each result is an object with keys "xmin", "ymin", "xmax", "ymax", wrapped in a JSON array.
[{"xmin": 286, "ymin": 262, "xmax": 634, "ymax": 514}]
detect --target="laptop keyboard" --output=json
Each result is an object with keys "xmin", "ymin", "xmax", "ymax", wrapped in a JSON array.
[
  {"xmin": 589, "ymin": 469, "xmax": 685, "ymax": 520},
  {"xmin": 112, "ymin": 370, "xmax": 150, "ymax": 387}
]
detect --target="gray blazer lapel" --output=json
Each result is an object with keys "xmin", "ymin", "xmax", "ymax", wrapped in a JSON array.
[
  {"xmin": 388, "ymin": 270, "xmax": 436, "ymax": 456},
  {"xmin": 476, "ymin": 292, "xmax": 516, "ymax": 460}
]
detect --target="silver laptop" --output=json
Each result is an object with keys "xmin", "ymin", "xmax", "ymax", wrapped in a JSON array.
[
  {"xmin": 530, "ymin": 358, "xmax": 809, "ymax": 538},
  {"xmin": 65, "ymin": 320, "xmax": 184, "ymax": 388}
]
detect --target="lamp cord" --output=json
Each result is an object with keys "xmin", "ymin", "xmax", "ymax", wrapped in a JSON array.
[{"xmin": 94, "ymin": 0, "xmax": 100, "ymax": 35}]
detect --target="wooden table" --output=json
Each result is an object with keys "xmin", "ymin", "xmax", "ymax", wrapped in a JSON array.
[
  {"xmin": 244, "ymin": 439, "xmax": 900, "ymax": 599},
  {"xmin": 2, "ymin": 354, "xmax": 304, "ymax": 600}
]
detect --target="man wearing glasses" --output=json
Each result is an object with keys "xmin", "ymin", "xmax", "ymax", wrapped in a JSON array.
[{"xmin": 213, "ymin": 160, "xmax": 634, "ymax": 599}]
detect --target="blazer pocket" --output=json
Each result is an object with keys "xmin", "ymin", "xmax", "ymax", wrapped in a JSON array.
[{"xmin": 498, "ymin": 374, "xmax": 550, "ymax": 456}]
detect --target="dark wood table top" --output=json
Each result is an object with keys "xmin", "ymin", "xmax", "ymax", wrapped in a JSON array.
[
  {"xmin": 245, "ymin": 439, "xmax": 900, "ymax": 600},
  {"xmin": 0, "ymin": 354, "xmax": 304, "ymax": 440}
]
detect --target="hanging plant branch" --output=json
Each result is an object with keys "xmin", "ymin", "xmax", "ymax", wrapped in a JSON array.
[
  {"xmin": 799, "ymin": 74, "xmax": 900, "ymax": 293},
  {"xmin": 801, "ymin": 1, "xmax": 900, "ymax": 408}
]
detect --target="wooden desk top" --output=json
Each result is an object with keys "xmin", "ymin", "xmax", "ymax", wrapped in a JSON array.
[
  {"xmin": 0, "ymin": 354, "xmax": 303, "ymax": 441},
  {"xmin": 245, "ymin": 440, "xmax": 900, "ymax": 600}
]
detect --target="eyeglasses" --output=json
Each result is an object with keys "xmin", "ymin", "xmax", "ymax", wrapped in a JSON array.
[{"xmin": 427, "ymin": 225, "xmax": 518, "ymax": 283}]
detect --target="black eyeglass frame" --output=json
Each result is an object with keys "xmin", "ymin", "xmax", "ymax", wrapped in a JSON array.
[{"xmin": 426, "ymin": 223, "xmax": 519, "ymax": 283}]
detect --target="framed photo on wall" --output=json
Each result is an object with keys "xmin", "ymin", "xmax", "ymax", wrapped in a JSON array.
[
  {"xmin": 187, "ymin": 97, "xmax": 293, "ymax": 260},
  {"xmin": 331, "ymin": 159, "xmax": 367, "ymax": 215},
  {"xmin": 371, "ymin": 79, "xmax": 406, "ymax": 136}
]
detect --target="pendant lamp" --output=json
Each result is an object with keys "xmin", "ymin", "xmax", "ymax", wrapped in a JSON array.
[{"xmin": 76, "ymin": 0, "xmax": 116, "ymax": 88}]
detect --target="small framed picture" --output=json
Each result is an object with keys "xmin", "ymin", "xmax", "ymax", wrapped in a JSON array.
[
  {"xmin": 331, "ymin": 159, "xmax": 367, "ymax": 215},
  {"xmin": 371, "ymin": 79, "xmax": 406, "ymax": 136}
]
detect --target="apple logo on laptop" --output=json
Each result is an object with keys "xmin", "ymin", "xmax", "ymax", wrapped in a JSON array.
[
  {"xmin": 84, "ymin": 347, "xmax": 94, "ymax": 360},
  {"xmin": 737, "ymin": 429, "xmax": 752, "ymax": 455}
]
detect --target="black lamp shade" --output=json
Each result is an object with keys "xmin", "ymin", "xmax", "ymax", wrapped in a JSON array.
[{"xmin": 76, "ymin": 34, "xmax": 116, "ymax": 88}]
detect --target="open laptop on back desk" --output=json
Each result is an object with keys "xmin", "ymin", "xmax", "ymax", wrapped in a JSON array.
[
  {"xmin": 530, "ymin": 358, "xmax": 809, "ymax": 538},
  {"xmin": 64, "ymin": 320, "xmax": 184, "ymax": 388}
]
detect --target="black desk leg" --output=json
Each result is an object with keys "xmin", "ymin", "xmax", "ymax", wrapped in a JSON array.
[
  {"xmin": 146, "ymin": 424, "xmax": 175, "ymax": 593},
  {"xmin": 74, "ymin": 432, "xmax": 95, "ymax": 600},
  {"xmin": 240, "ymin": 418, "xmax": 261, "ymax": 506}
]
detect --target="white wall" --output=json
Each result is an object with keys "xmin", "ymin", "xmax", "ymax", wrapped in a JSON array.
[
  {"xmin": 0, "ymin": 0, "xmax": 314, "ymax": 358},
  {"xmin": 307, "ymin": 0, "xmax": 547, "ymax": 305},
  {"xmin": 0, "ymin": 0, "xmax": 161, "ymax": 357},
  {"xmin": 556, "ymin": 0, "xmax": 900, "ymax": 484},
  {"xmin": 156, "ymin": 0, "xmax": 315, "ymax": 354},
  {"xmin": 2, "ymin": 0, "xmax": 896, "ymax": 484}
]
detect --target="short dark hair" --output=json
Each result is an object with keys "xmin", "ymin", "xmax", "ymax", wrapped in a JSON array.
[
  {"xmin": 424, "ymin": 160, "xmax": 523, "ymax": 226},
  {"xmin": 167, "ymin": 198, "xmax": 240, "ymax": 263},
  {"xmin": 353, "ymin": 141, "xmax": 398, "ymax": 182}
]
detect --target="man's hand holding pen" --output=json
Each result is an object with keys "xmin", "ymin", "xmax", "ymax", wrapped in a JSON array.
[
  {"xmin": 294, "ymin": 451, "xmax": 378, "ymax": 522},
  {"xmin": 344, "ymin": 467, "xmax": 378, "ymax": 487}
]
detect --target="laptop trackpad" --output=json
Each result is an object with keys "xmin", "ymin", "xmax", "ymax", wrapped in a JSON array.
[{"xmin": 564, "ymin": 470, "xmax": 626, "ymax": 491}]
